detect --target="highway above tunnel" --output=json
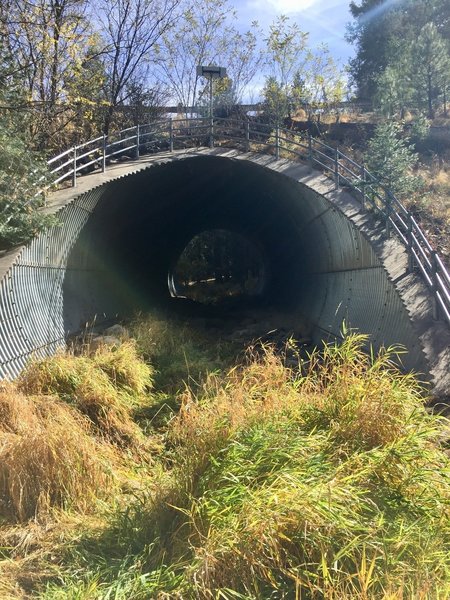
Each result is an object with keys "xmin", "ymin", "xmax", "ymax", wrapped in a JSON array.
[{"xmin": 0, "ymin": 147, "xmax": 449, "ymax": 396}]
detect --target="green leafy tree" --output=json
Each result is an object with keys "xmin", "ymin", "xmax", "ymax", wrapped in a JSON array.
[
  {"xmin": 263, "ymin": 15, "xmax": 309, "ymax": 125},
  {"xmin": 366, "ymin": 121, "xmax": 422, "ymax": 199},
  {"xmin": 1, "ymin": 0, "xmax": 104, "ymax": 150},
  {"xmin": 301, "ymin": 44, "xmax": 346, "ymax": 122},
  {"xmin": 156, "ymin": 0, "xmax": 261, "ymax": 115}
]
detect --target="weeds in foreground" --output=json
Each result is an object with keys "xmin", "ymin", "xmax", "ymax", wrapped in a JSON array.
[
  {"xmin": 0, "ymin": 340, "xmax": 159, "ymax": 594},
  {"xmin": 40, "ymin": 334, "xmax": 450, "ymax": 599}
]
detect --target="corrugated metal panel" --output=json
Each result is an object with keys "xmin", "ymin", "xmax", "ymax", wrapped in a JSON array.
[{"xmin": 0, "ymin": 187, "xmax": 104, "ymax": 378}]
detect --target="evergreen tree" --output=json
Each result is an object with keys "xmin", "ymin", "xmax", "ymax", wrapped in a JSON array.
[
  {"xmin": 348, "ymin": 0, "xmax": 450, "ymax": 104},
  {"xmin": 0, "ymin": 49, "xmax": 53, "ymax": 249},
  {"xmin": 366, "ymin": 121, "xmax": 422, "ymax": 199},
  {"xmin": 411, "ymin": 23, "xmax": 450, "ymax": 118}
]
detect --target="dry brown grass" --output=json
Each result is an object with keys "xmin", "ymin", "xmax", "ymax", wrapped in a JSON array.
[
  {"xmin": 18, "ymin": 342, "xmax": 153, "ymax": 447},
  {"xmin": 0, "ymin": 509, "xmax": 107, "ymax": 597},
  {"xmin": 410, "ymin": 162, "xmax": 450, "ymax": 262},
  {"xmin": 91, "ymin": 340, "xmax": 154, "ymax": 395},
  {"xmin": 0, "ymin": 384, "xmax": 113, "ymax": 522}
]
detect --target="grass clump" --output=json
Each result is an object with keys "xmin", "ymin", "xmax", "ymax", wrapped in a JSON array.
[
  {"xmin": 164, "ymin": 337, "xmax": 450, "ymax": 597},
  {"xmin": 130, "ymin": 311, "xmax": 238, "ymax": 395},
  {"xmin": 297, "ymin": 336, "xmax": 423, "ymax": 449},
  {"xmin": 42, "ymin": 333, "xmax": 450, "ymax": 599},
  {"xmin": 91, "ymin": 340, "xmax": 154, "ymax": 395},
  {"xmin": 0, "ymin": 384, "xmax": 112, "ymax": 522},
  {"xmin": 19, "ymin": 342, "xmax": 154, "ymax": 446}
]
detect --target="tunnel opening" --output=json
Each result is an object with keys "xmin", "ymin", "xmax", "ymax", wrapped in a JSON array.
[
  {"xmin": 168, "ymin": 228, "xmax": 267, "ymax": 306},
  {"xmin": 61, "ymin": 153, "xmax": 426, "ymax": 375}
]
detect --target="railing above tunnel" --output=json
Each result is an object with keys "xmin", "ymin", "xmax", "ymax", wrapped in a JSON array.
[{"xmin": 46, "ymin": 116, "xmax": 450, "ymax": 328}]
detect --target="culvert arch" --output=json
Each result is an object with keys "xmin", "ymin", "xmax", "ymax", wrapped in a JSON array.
[{"xmin": 0, "ymin": 148, "xmax": 449, "ymax": 395}]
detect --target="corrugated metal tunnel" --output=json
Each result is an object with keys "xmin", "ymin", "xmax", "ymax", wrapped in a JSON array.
[
  {"xmin": 0, "ymin": 153, "xmax": 430, "ymax": 379},
  {"xmin": 64, "ymin": 155, "xmax": 424, "ymax": 369}
]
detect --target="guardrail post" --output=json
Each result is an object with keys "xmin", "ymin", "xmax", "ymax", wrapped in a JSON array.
[
  {"xmin": 209, "ymin": 116, "xmax": 214, "ymax": 149},
  {"xmin": 361, "ymin": 163, "xmax": 366, "ymax": 209},
  {"xmin": 431, "ymin": 251, "xmax": 440, "ymax": 320},
  {"xmin": 384, "ymin": 190, "xmax": 391, "ymax": 237},
  {"xmin": 102, "ymin": 134, "xmax": 107, "ymax": 173},
  {"xmin": 169, "ymin": 119, "xmax": 174, "ymax": 152},
  {"xmin": 245, "ymin": 120, "xmax": 250, "ymax": 152},
  {"xmin": 334, "ymin": 147, "xmax": 339, "ymax": 190},
  {"xmin": 72, "ymin": 146, "xmax": 77, "ymax": 187},
  {"xmin": 275, "ymin": 126, "xmax": 280, "ymax": 159},
  {"xmin": 407, "ymin": 215, "xmax": 414, "ymax": 272},
  {"xmin": 308, "ymin": 134, "xmax": 313, "ymax": 173},
  {"xmin": 385, "ymin": 189, "xmax": 391, "ymax": 237},
  {"xmin": 135, "ymin": 124, "xmax": 140, "ymax": 159}
]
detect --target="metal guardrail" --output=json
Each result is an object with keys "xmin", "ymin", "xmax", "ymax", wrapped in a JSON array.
[{"xmin": 46, "ymin": 116, "xmax": 450, "ymax": 327}]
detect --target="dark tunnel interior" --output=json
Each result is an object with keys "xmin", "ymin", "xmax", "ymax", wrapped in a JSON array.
[{"xmin": 64, "ymin": 156, "xmax": 314, "ymax": 323}]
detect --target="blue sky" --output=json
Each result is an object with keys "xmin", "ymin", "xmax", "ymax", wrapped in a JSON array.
[{"xmin": 234, "ymin": 0, "xmax": 355, "ymax": 64}]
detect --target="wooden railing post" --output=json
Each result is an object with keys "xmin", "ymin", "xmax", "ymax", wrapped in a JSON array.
[
  {"xmin": 169, "ymin": 119, "xmax": 174, "ymax": 152},
  {"xmin": 275, "ymin": 126, "xmax": 280, "ymax": 159},
  {"xmin": 72, "ymin": 146, "xmax": 77, "ymax": 187},
  {"xmin": 245, "ymin": 120, "xmax": 250, "ymax": 152}
]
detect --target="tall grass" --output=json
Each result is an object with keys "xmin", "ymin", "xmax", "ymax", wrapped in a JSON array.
[
  {"xmin": 0, "ymin": 385, "xmax": 113, "ymax": 522},
  {"xmin": 40, "ymin": 334, "xmax": 450, "ymax": 599},
  {"xmin": 19, "ymin": 341, "xmax": 154, "ymax": 446},
  {"xmin": 130, "ymin": 312, "xmax": 238, "ymax": 393},
  {"xmin": 0, "ymin": 340, "xmax": 158, "ymax": 595}
]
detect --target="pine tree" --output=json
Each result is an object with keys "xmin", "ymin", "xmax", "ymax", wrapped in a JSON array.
[
  {"xmin": 0, "ymin": 50, "xmax": 54, "ymax": 250},
  {"xmin": 366, "ymin": 121, "xmax": 422, "ymax": 199},
  {"xmin": 411, "ymin": 23, "xmax": 450, "ymax": 118}
]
